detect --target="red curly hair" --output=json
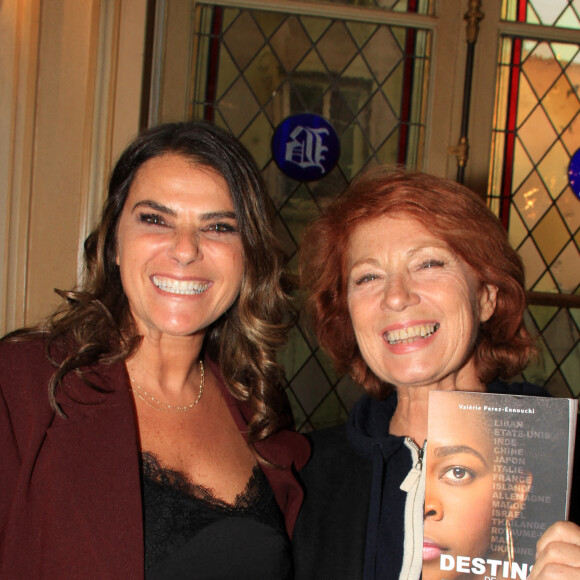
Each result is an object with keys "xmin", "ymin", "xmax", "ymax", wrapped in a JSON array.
[{"xmin": 300, "ymin": 168, "xmax": 537, "ymax": 398}]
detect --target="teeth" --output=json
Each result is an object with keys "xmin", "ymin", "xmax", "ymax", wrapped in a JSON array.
[
  {"xmin": 153, "ymin": 276, "xmax": 210, "ymax": 295},
  {"xmin": 385, "ymin": 323, "xmax": 440, "ymax": 345}
]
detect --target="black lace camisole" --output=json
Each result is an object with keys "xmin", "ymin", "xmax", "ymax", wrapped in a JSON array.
[{"xmin": 141, "ymin": 452, "xmax": 292, "ymax": 579}]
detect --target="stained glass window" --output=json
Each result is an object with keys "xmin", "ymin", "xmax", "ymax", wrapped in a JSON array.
[
  {"xmin": 286, "ymin": 0, "xmax": 432, "ymax": 14},
  {"xmin": 502, "ymin": 0, "xmax": 580, "ymax": 29},
  {"xmin": 192, "ymin": 2, "xmax": 432, "ymax": 429},
  {"xmin": 489, "ymin": 0, "xmax": 580, "ymax": 397}
]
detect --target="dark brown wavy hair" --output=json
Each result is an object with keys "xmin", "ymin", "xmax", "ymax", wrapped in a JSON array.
[
  {"xmin": 300, "ymin": 167, "xmax": 538, "ymax": 398},
  {"xmin": 5, "ymin": 121, "xmax": 293, "ymax": 443}
]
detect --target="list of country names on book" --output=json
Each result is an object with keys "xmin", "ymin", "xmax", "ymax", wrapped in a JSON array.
[{"xmin": 491, "ymin": 416, "xmax": 551, "ymax": 559}]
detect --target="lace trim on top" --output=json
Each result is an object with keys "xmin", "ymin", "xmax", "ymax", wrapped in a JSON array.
[
  {"xmin": 142, "ymin": 451, "xmax": 264, "ymax": 510},
  {"xmin": 141, "ymin": 452, "xmax": 287, "ymax": 571}
]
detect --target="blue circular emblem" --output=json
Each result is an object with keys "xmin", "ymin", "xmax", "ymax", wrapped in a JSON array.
[
  {"xmin": 568, "ymin": 149, "xmax": 580, "ymax": 201},
  {"xmin": 271, "ymin": 114, "xmax": 340, "ymax": 182}
]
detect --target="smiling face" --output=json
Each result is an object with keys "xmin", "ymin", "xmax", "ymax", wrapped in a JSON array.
[
  {"xmin": 346, "ymin": 214, "xmax": 497, "ymax": 391},
  {"xmin": 115, "ymin": 153, "xmax": 244, "ymax": 341},
  {"xmin": 422, "ymin": 400, "xmax": 495, "ymax": 580}
]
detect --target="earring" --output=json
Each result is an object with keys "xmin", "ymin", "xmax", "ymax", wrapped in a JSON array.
[{"xmin": 505, "ymin": 519, "xmax": 514, "ymax": 566}]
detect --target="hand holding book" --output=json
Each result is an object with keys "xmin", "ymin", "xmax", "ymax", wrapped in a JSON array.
[
  {"xmin": 424, "ymin": 391, "xmax": 577, "ymax": 580},
  {"xmin": 529, "ymin": 520, "xmax": 580, "ymax": 579}
]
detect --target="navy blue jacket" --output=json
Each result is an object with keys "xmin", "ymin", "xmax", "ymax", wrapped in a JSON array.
[{"xmin": 293, "ymin": 382, "xmax": 577, "ymax": 580}]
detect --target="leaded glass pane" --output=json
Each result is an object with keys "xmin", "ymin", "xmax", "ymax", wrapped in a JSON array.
[
  {"xmin": 488, "ymin": 10, "xmax": 580, "ymax": 399},
  {"xmin": 192, "ymin": 3, "xmax": 431, "ymax": 429},
  {"xmin": 289, "ymin": 0, "xmax": 433, "ymax": 14},
  {"xmin": 502, "ymin": 0, "xmax": 580, "ymax": 29}
]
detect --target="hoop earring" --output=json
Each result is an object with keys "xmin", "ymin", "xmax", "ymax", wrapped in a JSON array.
[{"xmin": 505, "ymin": 519, "xmax": 514, "ymax": 566}]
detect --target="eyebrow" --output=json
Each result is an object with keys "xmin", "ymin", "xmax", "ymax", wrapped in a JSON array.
[
  {"xmin": 348, "ymin": 244, "xmax": 450, "ymax": 271},
  {"xmin": 201, "ymin": 210, "xmax": 237, "ymax": 222},
  {"xmin": 433, "ymin": 445, "xmax": 488, "ymax": 465},
  {"xmin": 349, "ymin": 257, "xmax": 381, "ymax": 270},
  {"xmin": 132, "ymin": 200, "xmax": 176, "ymax": 217},
  {"xmin": 132, "ymin": 200, "xmax": 237, "ymax": 222}
]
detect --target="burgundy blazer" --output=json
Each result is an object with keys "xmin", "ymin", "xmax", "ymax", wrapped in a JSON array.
[{"xmin": 0, "ymin": 338, "xmax": 309, "ymax": 579}]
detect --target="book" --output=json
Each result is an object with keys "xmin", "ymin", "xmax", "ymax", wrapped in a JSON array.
[{"xmin": 423, "ymin": 390, "xmax": 577, "ymax": 580}]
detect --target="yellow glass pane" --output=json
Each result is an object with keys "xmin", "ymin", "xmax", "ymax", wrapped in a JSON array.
[
  {"xmin": 376, "ymin": 130, "xmax": 400, "ymax": 166},
  {"xmin": 245, "ymin": 47, "xmax": 283, "ymax": 106},
  {"xmin": 253, "ymin": 11, "xmax": 285, "ymax": 38},
  {"xmin": 301, "ymin": 15, "xmax": 331, "ymax": 43},
  {"xmin": 543, "ymin": 74, "xmax": 580, "ymax": 132},
  {"xmin": 518, "ymin": 237, "xmax": 546, "ymax": 288},
  {"xmin": 317, "ymin": 21, "xmax": 358, "ymax": 74},
  {"xmin": 218, "ymin": 77, "xmax": 260, "ymax": 134},
  {"xmin": 551, "ymin": 240, "xmax": 580, "ymax": 292},
  {"xmin": 223, "ymin": 10, "xmax": 264, "ymax": 70},
  {"xmin": 513, "ymin": 171, "xmax": 552, "ymax": 229},
  {"xmin": 216, "ymin": 48, "xmax": 238, "ymax": 101},
  {"xmin": 557, "ymin": 187, "xmax": 580, "ymax": 233},
  {"xmin": 222, "ymin": 7, "xmax": 239, "ymax": 29},
  {"xmin": 279, "ymin": 325, "xmax": 313, "ymax": 379},
  {"xmin": 561, "ymin": 112, "xmax": 580, "ymax": 155},
  {"xmin": 533, "ymin": 270, "xmax": 558, "ymax": 293},
  {"xmin": 537, "ymin": 140, "xmax": 571, "ymax": 199},
  {"xmin": 515, "ymin": 74, "xmax": 537, "ymax": 127},
  {"xmin": 270, "ymin": 16, "xmax": 311, "ymax": 72},
  {"xmin": 508, "ymin": 205, "xmax": 528, "ymax": 249},
  {"xmin": 362, "ymin": 25, "xmax": 404, "ymax": 82},
  {"xmin": 512, "ymin": 138, "xmax": 534, "ymax": 192},
  {"xmin": 528, "ymin": 304, "xmax": 558, "ymax": 331},
  {"xmin": 543, "ymin": 309, "xmax": 580, "ymax": 363},
  {"xmin": 309, "ymin": 390, "xmax": 348, "ymax": 430},
  {"xmin": 382, "ymin": 61, "xmax": 405, "ymax": 116},
  {"xmin": 561, "ymin": 345, "xmax": 580, "ymax": 395},
  {"xmin": 518, "ymin": 107, "xmax": 558, "ymax": 163},
  {"xmin": 239, "ymin": 112, "xmax": 273, "ymax": 168},
  {"xmin": 533, "ymin": 206, "xmax": 570, "ymax": 264},
  {"xmin": 347, "ymin": 20, "xmax": 379, "ymax": 48}
]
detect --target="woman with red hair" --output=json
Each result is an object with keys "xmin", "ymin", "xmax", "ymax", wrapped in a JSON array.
[{"xmin": 293, "ymin": 168, "xmax": 580, "ymax": 580}]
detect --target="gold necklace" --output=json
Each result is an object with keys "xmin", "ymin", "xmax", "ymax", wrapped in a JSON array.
[{"xmin": 130, "ymin": 360, "xmax": 204, "ymax": 413}]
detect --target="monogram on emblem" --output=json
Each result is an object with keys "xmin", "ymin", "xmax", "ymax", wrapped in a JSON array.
[
  {"xmin": 272, "ymin": 114, "xmax": 340, "ymax": 182},
  {"xmin": 285, "ymin": 126, "xmax": 330, "ymax": 173}
]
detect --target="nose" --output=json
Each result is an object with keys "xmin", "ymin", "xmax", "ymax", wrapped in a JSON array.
[
  {"xmin": 380, "ymin": 274, "xmax": 419, "ymax": 312},
  {"xmin": 169, "ymin": 228, "xmax": 202, "ymax": 265},
  {"xmin": 424, "ymin": 489, "xmax": 443, "ymax": 521}
]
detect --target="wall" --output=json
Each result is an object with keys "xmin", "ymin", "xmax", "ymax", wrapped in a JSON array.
[{"xmin": 0, "ymin": 0, "xmax": 148, "ymax": 334}]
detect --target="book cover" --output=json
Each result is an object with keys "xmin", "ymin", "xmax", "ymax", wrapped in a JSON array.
[{"xmin": 423, "ymin": 390, "xmax": 577, "ymax": 580}]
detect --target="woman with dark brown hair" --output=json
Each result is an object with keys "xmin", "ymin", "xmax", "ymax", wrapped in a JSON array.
[
  {"xmin": 293, "ymin": 167, "xmax": 580, "ymax": 580},
  {"xmin": 0, "ymin": 121, "xmax": 308, "ymax": 579}
]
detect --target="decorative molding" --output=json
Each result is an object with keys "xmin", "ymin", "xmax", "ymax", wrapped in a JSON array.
[
  {"xmin": 194, "ymin": 0, "xmax": 437, "ymax": 28},
  {"xmin": 77, "ymin": 0, "xmax": 122, "ymax": 284},
  {"xmin": 464, "ymin": 0, "xmax": 484, "ymax": 44},
  {"xmin": 0, "ymin": 0, "xmax": 147, "ymax": 333},
  {"xmin": 0, "ymin": 0, "xmax": 41, "ymax": 334}
]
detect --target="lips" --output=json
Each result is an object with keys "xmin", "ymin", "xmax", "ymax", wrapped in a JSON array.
[
  {"xmin": 422, "ymin": 539, "xmax": 444, "ymax": 561},
  {"xmin": 384, "ymin": 322, "xmax": 440, "ymax": 345},
  {"xmin": 152, "ymin": 275, "xmax": 210, "ymax": 295}
]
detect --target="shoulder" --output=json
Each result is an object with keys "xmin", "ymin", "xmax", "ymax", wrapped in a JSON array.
[
  {"xmin": 487, "ymin": 379, "xmax": 549, "ymax": 398},
  {"xmin": 305, "ymin": 423, "xmax": 364, "ymax": 466},
  {"xmin": 307, "ymin": 422, "xmax": 349, "ymax": 450},
  {"xmin": 0, "ymin": 335, "xmax": 49, "ymax": 366},
  {"xmin": 0, "ymin": 337, "xmax": 55, "ymax": 397},
  {"xmin": 294, "ymin": 424, "xmax": 370, "ymax": 580},
  {"xmin": 0, "ymin": 335, "xmax": 130, "ymax": 427},
  {"xmin": 298, "ymin": 422, "xmax": 371, "ymax": 501}
]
